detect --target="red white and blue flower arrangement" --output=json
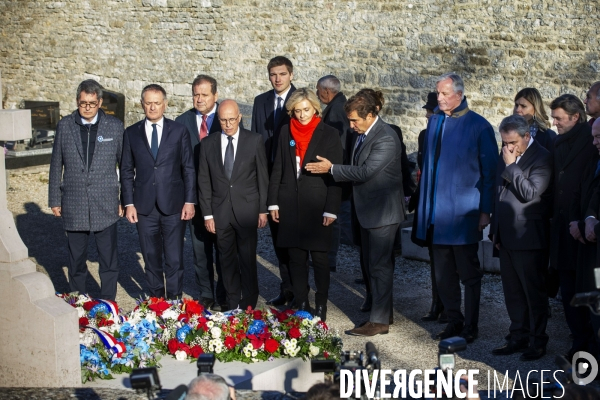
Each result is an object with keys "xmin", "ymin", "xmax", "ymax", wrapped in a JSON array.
[{"xmin": 58, "ymin": 294, "xmax": 342, "ymax": 382}]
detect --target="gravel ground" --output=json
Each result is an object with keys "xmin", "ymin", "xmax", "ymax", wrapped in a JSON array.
[{"xmin": 4, "ymin": 165, "xmax": 575, "ymax": 399}]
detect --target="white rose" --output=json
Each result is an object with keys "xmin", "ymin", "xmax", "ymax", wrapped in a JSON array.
[
  {"xmin": 175, "ymin": 350, "xmax": 188, "ymax": 361},
  {"xmin": 211, "ymin": 327, "xmax": 222, "ymax": 339},
  {"xmin": 77, "ymin": 307, "xmax": 86, "ymax": 318},
  {"xmin": 161, "ymin": 309, "xmax": 179, "ymax": 320},
  {"xmin": 309, "ymin": 344, "xmax": 320, "ymax": 356},
  {"xmin": 207, "ymin": 321, "xmax": 214, "ymax": 328}
]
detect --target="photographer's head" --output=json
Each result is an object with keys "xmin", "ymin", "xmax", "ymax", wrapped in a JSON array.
[
  {"xmin": 304, "ymin": 382, "xmax": 340, "ymax": 400},
  {"xmin": 186, "ymin": 373, "xmax": 234, "ymax": 400}
]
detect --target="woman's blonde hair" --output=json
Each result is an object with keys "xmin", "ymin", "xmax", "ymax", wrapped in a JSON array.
[
  {"xmin": 286, "ymin": 88, "xmax": 322, "ymax": 117},
  {"xmin": 514, "ymin": 88, "xmax": 550, "ymax": 130}
]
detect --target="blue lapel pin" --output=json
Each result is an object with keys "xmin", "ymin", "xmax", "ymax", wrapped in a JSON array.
[{"xmin": 290, "ymin": 139, "xmax": 296, "ymax": 147}]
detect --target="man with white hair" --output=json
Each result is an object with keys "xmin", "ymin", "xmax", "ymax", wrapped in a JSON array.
[
  {"xmin": 414, "ymin": 73, "xmax": 498, "ymax": 343},
  {"xmin": 186, "ymin": 373, "xmax": 235, "ymax": 400}
]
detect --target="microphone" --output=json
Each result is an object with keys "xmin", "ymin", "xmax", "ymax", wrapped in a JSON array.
[
  {"xmin": 165, "ymin": 384, "xmax": 188, "ymax": 400},
  {"xmin": 365, "ymin": 342, "xmax": 379, "ymax": 366}
]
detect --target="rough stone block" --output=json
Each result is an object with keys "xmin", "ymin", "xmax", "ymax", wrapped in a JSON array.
[{"xmin": 0, "ymin": 110, "xmax": 32, "ymax": 141}]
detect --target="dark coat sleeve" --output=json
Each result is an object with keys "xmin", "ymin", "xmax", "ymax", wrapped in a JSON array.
[
  {"xmin": 179, "ymin": 124, "xmax": 197, "ymax": 204},
  {"xmin": 255, "ymin": 133, "xmax": 269, "ymax": 214},
  {"xmin": 501, "ymin": 157, "xmax": 552, "ymax": 204},
  {"xmin": 267, "ymin": 126, "xmax": 285, "ymax": 207},
  {"xmin": 119, "ymin": 127, "xmax": 135, "ymax": 207},
  {"xmin": 322, "ymin": 131, "xmax": 344, "ymax": 216},
  {"xmin": 389, "ymin": 124, "xmax": 417, "ymax": 197},
  {"xmin": 197, "ymin": 137, "xmax": 212, "ymax": 217}
]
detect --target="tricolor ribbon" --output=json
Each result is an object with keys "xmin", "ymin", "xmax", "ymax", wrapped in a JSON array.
[
  {"xmin": 96, "ymin": 298, "xmax": 128, "ymax": 323},
  {"xmin": 85, "ymin": 326, "xmax": 126, "ymax": 357}
]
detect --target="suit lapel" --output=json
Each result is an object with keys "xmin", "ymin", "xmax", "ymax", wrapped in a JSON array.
[
  {"xmin": 264, "ymin": 91, "xmax": 275, "ymax": 135},
  {"xmin": 302, "ymin": 123, "xmax": 324, "ymax": 170},
  {"xmin": 71, "ymin": 118, "xmax": 85, "ymax": 166},
  {"xmin": 562, "ymin": 132, "xmax": 591, "ymax": 170},
  {"xmin": 139, "ymin": 120, "xmax": 153, "ymax": 158},
  {"xmin": 215, "ymin": 133, "xmax": 226, "ymax": 177},
  {"xmin": 514, "ymin": 140, "xmax": 539, "ymax": 171},
  {"xmin": 355, "ymin": 118, "xmax": 384, "ymax": 164}
]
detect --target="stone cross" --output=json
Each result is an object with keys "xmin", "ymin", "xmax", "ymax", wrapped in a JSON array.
[{"xmin": 0, "ymin": 75, "xmax": 79, "ymax": 387}]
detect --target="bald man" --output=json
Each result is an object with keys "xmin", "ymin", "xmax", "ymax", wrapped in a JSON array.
[{"xmin": 197, "ymin": 100, "xmax": 269, "ymax": 310}]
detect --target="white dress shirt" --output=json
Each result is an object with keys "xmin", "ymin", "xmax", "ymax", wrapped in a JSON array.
[
  {"xmin": 220, "ymin": 129, "xmax": 239, "ymax": 164},
  {"xmin": 273, "ymin": 88, "xmax": 291, "ymax": 111},
  {"xmin": 145, "ymin": 117, "xmax": 164, "ymax": 147}
]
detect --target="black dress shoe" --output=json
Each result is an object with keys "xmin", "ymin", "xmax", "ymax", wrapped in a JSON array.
[
  {"xmin": 520, "ymin": 346, "xmax": 546, "ymax": 361},
  {"xmin": 359, "ymin": 315, "xmax": 393, "ymax": 327},
  {"xmin": 437, "ymin": 312, "xmax": 449, "ymax": 324},
  {"xmin": 315, "ymin": 304, "xmax": 327, "ymax": 321},
  {"xmin": 199, "ymin": 297, "xmax": 215, "ymax": 309},
  {"xmin": 360, "ymin": 293, "xmax": 372, "ymax": 312},
  {"xmin": 421, "ymin": 303, "xmax": 444, "ymax": 321},
  {"xmin": 460, "ymin": 325, "xmax": 479, "ymax": 343},
  {"xmin": 266, "ymin": 290, "xmax": 294, "ymax": 306},
  {"xmin": 436, "ymin": 322, "xmax": 464, "ymax": 340},
  {"xmin": 492, "ymin": 339, "xmax": 529, "ymax": 355},
  {"xmin": 354, "ymin": 277, "xmax": 365, "ymax": 285},
  {"xmin": 297, "ymin": 300, "xmax": 313, "ymax": 315}
]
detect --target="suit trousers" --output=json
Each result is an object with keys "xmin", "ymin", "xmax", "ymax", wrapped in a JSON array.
[
  {"xmin": 216, "ymin": 211, "xmax": 259, "ymax": 310},
  {"xmin": 288, "ymin": 248, "xmax": 329, "ymax": 307},
  {"xmin": 360, "ymin": 223, "xmax": 398, "ymax": 325},
  {"xmin": 559, "ymin": 269, "xmax": 596, "ymax": 354},
  {"xmin": 189, "ymin": 210, "xmax": 226, "ymax": 305},
  {"xmin": 499, "ymin": 247, "xmax": 549, "ymax": 348},
  {"xmin": 432, "ymin": 243, "xmax": 482, "ymax": 327},
  {"xmin": 268, "ymin": 215, "xmax": 293, "ymax": 293},
  {"xmin": 137, "ymin": 207, "xmax": 186, "ymax": 299},
  {"xmin": 66, "ymin": 222, "xmax": 119, "ymax": 300}
]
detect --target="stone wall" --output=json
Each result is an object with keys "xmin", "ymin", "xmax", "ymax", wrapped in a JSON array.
[{"xmin": 1, "ymin": 0, "xmax": 599, "ymax": 151}]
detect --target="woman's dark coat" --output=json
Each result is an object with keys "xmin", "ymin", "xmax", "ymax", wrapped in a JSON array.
[{"xmin": 267, "ymin": 121, "xmax": 343, "ymax": 252}]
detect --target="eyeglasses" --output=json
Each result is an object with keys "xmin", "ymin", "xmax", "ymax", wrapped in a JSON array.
[
  {"xmin": 218, "ymin": 117, "xmax": 239, "ymax": 125},
  {"xmin": 78, "ymin": 102, "xmax": 99, "ymax": 109}
]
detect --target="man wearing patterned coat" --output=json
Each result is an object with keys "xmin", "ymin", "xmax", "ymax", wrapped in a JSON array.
[{"xmin": 49, "ymin": 79, "xmax": 124, "ymax": 301}]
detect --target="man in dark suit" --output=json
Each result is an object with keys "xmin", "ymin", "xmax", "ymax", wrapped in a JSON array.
[
  {"xmin": 306, "ymin": 92, "xmax": 405, "ymax": 336},
  {"xmin": 198, "ymin": 100, "xmax": 269, "ymax": 310},
  {"xmin": 549, "ymin": 94, "xmax": 597, "ymax": 359},
  {"xmin": 121, "ymin": 84, "xmax": 196, "ymax": 300},
  {"xmin": 251, "ymin": 56, "xmax": 296, "ymax": 306},
  {"xmin": 316, "ymin": 75, "xmax": 354, "ymax": 272},
  {"xmin": 49, "ymin": 79, "xmax": 124, "ymax": 300},
  {"xmin": 490, "ymin": 115, "xmax": 552, "ymax": 361},
  {"xmin": 175, "ymin": 75, "xmax": 226, "ymax": 310},
  {"xmin": 584, "ymin": 81, "xmax": 600, "ymax": 126}
]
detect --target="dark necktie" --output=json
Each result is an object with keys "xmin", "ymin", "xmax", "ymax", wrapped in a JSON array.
[
  {"xmin": 151, "ymin": 123, "xmax": 158, "ymax": 160},
  {"xmin": 224, "ymin": 136, "xmax": 234, "ymax": 180},
  {"xmin": 274, "ymin": 96, "xmax": 283, "ymax": 124},
  {"xmin": 200, "ymin": 114, "xmax": 208, "ymax": 141},
  {"xmin": 353, "ymin": 134, "xmax": 365, "ymax": 165}
]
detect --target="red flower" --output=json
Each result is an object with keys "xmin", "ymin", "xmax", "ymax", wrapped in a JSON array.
[
  {"xmin": 97, "ymin": 318, "xmax": 114, "ymax": 327},
  {"xmin": 190, "ymin": 345, "xmax": 203, "ymax": 358},
  {"xmin": 264, "ymin": 338, "xmax": 279, "ymax": 354},
  {"xmin": 235, "ymin": 332, "xmax": 246, "ymax": 344},
  {"xmin": 288, "ymin": 327, "xmax": 302, "ymax": 339},
  {"xmin": 318, "ymin": 320, "xmax": 328, "ymax": 330},
  {"xmin": 178, "ymin": 343, "xmax": 191, "ymax": 355},
  {"xmin": 252, "ymin": 310, "xmax": 263, "ymax": 320},
  {"xmin": 247, "ymin": 335, "xmax": 263, "ymax": 349},
  {"xmin": 148, "ymin": 301, "xmax": 170, "ymax": 315},
  {"xmin": 224, "ymin": 336, "xmax": 236, "ymax": 350},
  {"xmin": 83, "ymin": 301, "xmax": 99, "ymax": 311},
  {"xmin": 183, "ymin": 299, "xmax": 204, "ymax": 316},
  {"xmin": 177, "ymin": 313, "xmax": 188, "ymax": 322},
  {"xmin": 167, "ymin": 338, "xmax": 179, "ymax": 354},
  {"xmin": 324, "ymin": 351, "xmax": 329, "ymax": 359},
  {"xmin": 78, "ymin": 317, "xmax": 89, "ymax": 327}
]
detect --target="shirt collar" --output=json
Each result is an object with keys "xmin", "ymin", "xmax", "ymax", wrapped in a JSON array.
[
  {"xmin": 80, "ymin": 112, "xmax": 99, "ymax": 125},
  {"xmin": 145, "ymin": 117, "xmax": 164, "ymax": 129},
  {"xmin": 222, "ymin": 128, "xmax": 240, "ymax": 140},
  {"xmin": 196, "ymin": 104, "xmax": 217, "ymax": 117},
  {"xmin": 363, "ymin": 116, "xmax": 379, "ymax": 136},
  {"xmin": 274, "ymin": 87, "xmax": 291, "ymax": 102}
]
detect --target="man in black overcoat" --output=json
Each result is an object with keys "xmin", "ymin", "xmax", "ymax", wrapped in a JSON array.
[{"xmin": 550, "ymin": 94, "xmax": 597, "ymax": 359}]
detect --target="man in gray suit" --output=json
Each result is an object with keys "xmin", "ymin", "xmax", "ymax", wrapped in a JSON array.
[
  {"xmin": 306, "ymin": 91, "xmax": 404, "ymax": 336},
  {"xmin": 49, "ymin": 79, "xmax": 124, "ymax": 300},
  {"xmin": 490, "ymin": 115, "xmax": 552, "ymax": 361}
]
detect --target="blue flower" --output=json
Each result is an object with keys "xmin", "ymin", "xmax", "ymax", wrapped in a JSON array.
[
  {"xmin": 247, "ymin": 320, "xmax": 266, "ymax": 335},
  {"xmin": 88, "ymin": 303, "xmax": 110, "ymax": 318},
  {"xmin": 293, "ymin": 310, "xmax": 313, "ymax": 320},
  {"xmin": 176, "ymin": 325, "xmax": 191, "ymax": 342}
]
